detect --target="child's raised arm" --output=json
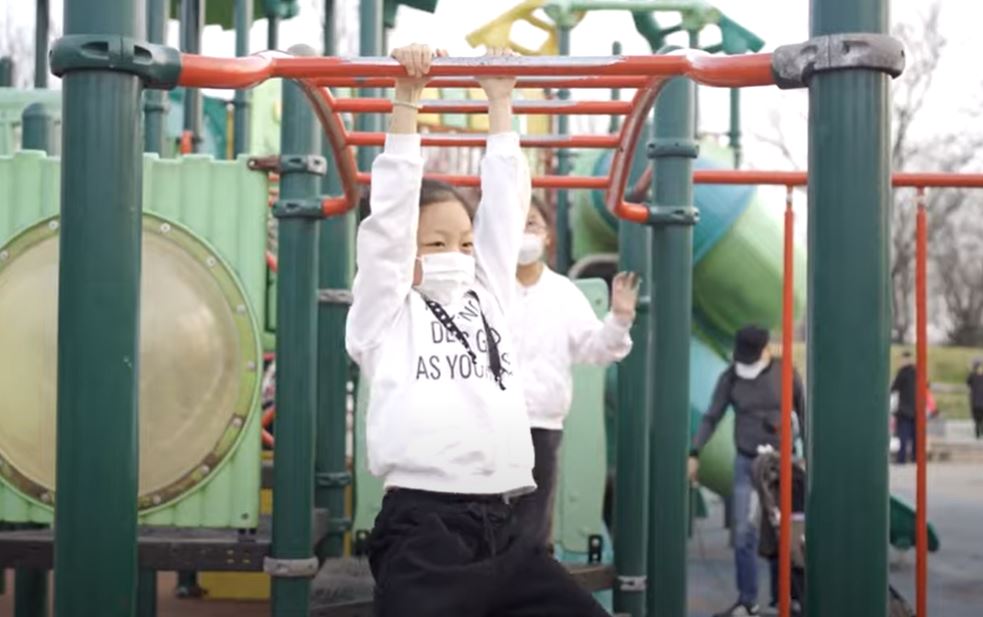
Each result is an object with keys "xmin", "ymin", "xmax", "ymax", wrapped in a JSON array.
[
  {"xmin": 472, "ymin": 48, "xmax": 532, "ymax": 311},
  {"xmin": 346, "ymin": 45, "xmax": 443, "ymax": 359}
]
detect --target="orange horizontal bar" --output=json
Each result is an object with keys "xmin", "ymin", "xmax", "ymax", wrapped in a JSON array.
[
  {"xmin": 692, "ymin": 170, "xmax": 983, "ymax": 188},
  {"xmin": 354, "ymin": 171, "xmax": 609, "ymax": 190},
  {"xmin": 347, "ymin": 132, "xmax": 619, "ymax": 149},
  {"xmin": 312, "ymin": 75, "xmax": 650, "ymax": 89},
  {"xmin": 178, "ymin": 52, "xmax": 775, "ymax": 90},
  {"xmin": 332, "ymin": 98, "xmax": 632, "ymax": 115}
]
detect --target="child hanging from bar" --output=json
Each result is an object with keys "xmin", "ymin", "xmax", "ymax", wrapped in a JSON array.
[{"xmin": 345, "ymin": 44, "xmax": 609, "ymax": 617}]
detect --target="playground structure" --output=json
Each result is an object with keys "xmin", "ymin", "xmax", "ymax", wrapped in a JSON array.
[{"xmin": 0, "ymin": 1, "xmax": 980, "ymax": 617}]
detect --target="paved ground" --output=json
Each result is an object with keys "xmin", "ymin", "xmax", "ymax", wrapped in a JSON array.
[
  {"xmin": 3, "ymin": 463, "xmax": 980, "ymax": 616},
  {"xmin": 688, "ymin": 462, "xmax": 983, "ymax": 617}
]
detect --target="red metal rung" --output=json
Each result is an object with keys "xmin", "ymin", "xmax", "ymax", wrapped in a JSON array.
[
  {"xmin": 354, "ymin": 171, "xmax": 609, "ymax": 190},
  {"xmin": 331, "ymin": 98, "xmax": 632, "ymax": 115},
  {"xmin": 346, "ymin": 132, "xmax": 619, "ymax": 149},
  {"xmin": 312, "ymin": 75, "xmax": 651, "ymax": 89}
]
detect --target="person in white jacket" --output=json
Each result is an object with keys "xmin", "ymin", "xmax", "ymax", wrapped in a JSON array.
[
  {"xmin": 345, "ymin": 44, "xmax": 608, "ymax": 617},
  {"xmin": 512, "ymin": 197, "xmax": 638, "ymax": 549}
]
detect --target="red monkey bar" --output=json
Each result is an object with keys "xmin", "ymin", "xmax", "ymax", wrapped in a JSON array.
[{"xmin": 176, "ymin": 50, "xmax": 776, "ymax": 223}]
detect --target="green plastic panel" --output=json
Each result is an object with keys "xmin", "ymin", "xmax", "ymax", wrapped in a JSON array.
[
  {"xmin": 553, "ymin": 278, "xmax": 608, "ymax": 553},
  {"xmin": 353, "ymin": 278, "xmax": 609, "ymax": 555},
  {"xmin": 0, "ymin": 150, "xmax": 268, "ymax": 528}
]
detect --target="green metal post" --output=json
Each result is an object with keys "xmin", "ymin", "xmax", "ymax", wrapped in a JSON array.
[
  {"xmin": 268, "ymin": 16, "xmax": 280, "ymax": 50},
  {"xmin": 728, "ymin": 88, "xmax": 741, "ymax": 168},
  {"xmin": 315, "ymin": 0, "xmax": 353, "ymax": 560},
  {"xmin": 14, "ymin": 567, "xmax": 47, "ymax": 617},
  {"xmin": 136, "ymin": 570, "xmax": 157, "ymax": 617},
  {"xmin": 646, "ymin": 73, "xmax": 696, "ymax": 617},
  {"xmin": 357, "ymin": 0, "xmax": 383, "ymax": 175},
  {"xmin": 35, "ymin": 0, "xmax": 49, "ymax": 88},
  {"xmin": 180, "ymin": 0, "xmax": 204, "ymax": 152},
  {"xmin": 233, "ymin": 0, "xmax": 253, "ymax": 156},
  {"xmin": 0, "ymin": 57, "xmax": 12, "ymax": 86},
  {"xmin": 271, "ymin": 46, "xmax": 321, "ymax": 617},
  {"xmin": 554, "ymin": 24, "xmax": 572, "ymax": 273},
  {"xmin": 608, "ymin": 41, "xmax": 622, "ymax": 134},
  {"xmin": 806, "ymin": 2, "xmax": 891, "ymax": 616},
  {"xmin": 613, "ymin": 219, "xmax": 651, "ymax": 617},
  {"xmin": 55, "ymin": 1, "xmax": 144, "ymax": 616},
  {"xmin": 21, "ymin": 103, "xmax": 53, "ymax": 153},
  {"xmin": 144, "ymin": 0, "xmax": 168, "ymax": 154}
]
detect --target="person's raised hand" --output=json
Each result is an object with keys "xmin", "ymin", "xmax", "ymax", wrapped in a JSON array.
[
  {"xmin": 478, "ymin": 47, "xmax": 517, "ymax": 102},
  {"xmin": 392, "ymin": 44, "xmax": 447, "ymax": 102},
  {"xmin": 687, "ymin": 455, "xmax": 700, "ymax": 484},
  {"xmin": 611, "ymin": 271, "xmax": 640, "ymax": 323}
]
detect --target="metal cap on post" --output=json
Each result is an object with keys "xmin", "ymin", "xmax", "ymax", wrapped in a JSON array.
[{"xmin": 21, "ymin": 102, "xmax": 53, "ymax": 153}]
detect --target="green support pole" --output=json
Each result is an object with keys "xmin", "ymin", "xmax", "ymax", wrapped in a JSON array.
[
  {"xmin": 136, "ymin": 570, "xmax": 158, "ymax": 617},
  {"xmin": 608, "ymin": 41, "xmax": 622, "ymax": 134},
  {"xmin": 646, "ymin": 73, "xmax": 696, "ymax": 617},
  {"xmin": 554, "ymin": 24, "xmax": 572, "ymax": 273},
  {"xmin": 14, "ymin": 567, "xmax": 47, "ymax": 617},
  {"xmin": 613, "ymin": 219, "xmax": 651, "ymax": 617},
  {"xmin": 728, "ymin": 88, "xmax": 741, "ymax": 168},
  {"xmin": 0, "ymin": 57, "xmax": 12, "ymax": 86},
  {"xmin": 270, "ymin": 45, "xmax": 321, "ymax": 617},
  {"xmin": 55, "ymin": 1, "xmax": 144, "ymax": 616},
  {"xmin": 21, "ymin": 103, "xmax": 53, "ymax": 153},
  {"xmin": 180, "ymin": 0, "xmax": 204, "ymax": 152},
  {"xmin": 144, "ymin": 0, "xmax": 168, "ymax": 154},
  {"xmin": 806, "ymin": 2, "xmax": 891, "ymax": 616},
  {"xmin": 357, "ymin": 0, "xmax": 383, "ymax": 175},
  {"xmin": 35, "ymin": 0, "xmax": 49, "ymax": 88},
  {"xmin": 233, "ymin": 0, "xmax": 253, "ymax": 156},
  {"xmin": 315, "ymin": 0, "xmax": 353, "ymax": 560},
  {"xmin": 268, "ymin": 16, "xmax": 280, "ymax": 50}
]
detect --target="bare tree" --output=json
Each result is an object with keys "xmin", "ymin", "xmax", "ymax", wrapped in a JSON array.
[
  {"xmin": 0, "ymin": 7, "xmax": 34, "ymax": 88},
  {"xmin": 932, "ymin": 208, "xmax": 983, "ymax": 346},
  {"xmin": 757, "ymin": 3, "xmax": 983, "ymax": 343}
]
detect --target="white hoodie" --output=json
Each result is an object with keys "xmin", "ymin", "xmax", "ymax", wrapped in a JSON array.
[
  {"xmin": 346, "ymin": 132, "xmax": 535, "ymax": 497},
  {"xmin": 514, "ymin": 267, "xmax": 633, "ymax": 430}
]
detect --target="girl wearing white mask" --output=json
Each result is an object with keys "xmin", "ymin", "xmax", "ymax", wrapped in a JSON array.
[
  {"xmin": 512, "ymin": 198, "xmax": 639, "ymax": 549},
  {"xmin": 346, "ymin": 44, "xmax": 608, "ymax": 617}
]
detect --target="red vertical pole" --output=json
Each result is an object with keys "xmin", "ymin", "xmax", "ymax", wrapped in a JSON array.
[
  {"xmin": 779, "ymin": 186, "xmax": 794, "ymax": 617},
  {"xmin": 915, "ymin": 187, "xmax": 928, "ymax": 617}
]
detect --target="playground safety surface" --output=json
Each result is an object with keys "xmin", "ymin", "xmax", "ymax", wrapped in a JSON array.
[{"xmin": 3, "ymin": 463, "xmax": 980, "ymax": 616}]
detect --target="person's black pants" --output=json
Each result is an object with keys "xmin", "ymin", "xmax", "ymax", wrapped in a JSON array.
[
  {"xmin": 513, "ymin": 428, "xmax": 563, "ymax": 549},
  {"xmin": 368, "ymin": 488, "xmax": 607, "ymax": 617},
  {"xmin": 896, "ymin": 415, "xmax": 916, "ymax": 464},
  {"xmin": 973, "ymin": 407, "xmax": 983, "ymax": 440}
]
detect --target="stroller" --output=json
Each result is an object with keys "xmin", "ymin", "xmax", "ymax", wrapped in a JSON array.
[{"xmin": 750, "ymin": 451, "xmax": 915, "ymax": 617}]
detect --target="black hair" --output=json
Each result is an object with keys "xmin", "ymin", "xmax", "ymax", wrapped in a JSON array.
[
  {"xmin": 529, "ymin": 194, "xmax": 553, "ymax": 233},
  {"xmin": 359, "ymin": 178, "xmax": 475, "ymax": 221}
]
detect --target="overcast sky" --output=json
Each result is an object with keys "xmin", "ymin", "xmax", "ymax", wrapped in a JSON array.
[{"xmin": 3, "ymin": 0, "xmax": 980, "ymax": 222}]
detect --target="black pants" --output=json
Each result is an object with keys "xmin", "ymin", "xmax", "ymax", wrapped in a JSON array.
[
  {"xmin": 895, "ymin": 415, "xmax": 916, "ymax": 464},
  {"xmin": 513, "ymin": 428, "xmax": 564, "ymax": 549},
  {"xmin": 973, "ymin": 407, "xmax": 983, "ymax": 439},
  {"xmin": 368, "ymin": 488, "xmax": 607, "ymax": 617}
]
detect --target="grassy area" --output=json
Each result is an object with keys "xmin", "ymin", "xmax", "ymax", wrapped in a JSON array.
[{"xmin": 791, "ymin": 343, "xmax": 982, "ymax": 420}]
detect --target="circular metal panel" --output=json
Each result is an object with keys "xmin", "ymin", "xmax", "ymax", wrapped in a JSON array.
[{"xmin": 0, "ymin": 215, "xmax": 259, "ymax": 511}]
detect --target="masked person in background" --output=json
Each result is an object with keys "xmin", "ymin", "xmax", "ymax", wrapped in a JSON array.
[
  {"xmin": 688, "ymin": 325, "xmax": 806, "ymax": 617},
  {"xmin": 511, "ymin": 196, "xmax": 638, "ymax": 550}
]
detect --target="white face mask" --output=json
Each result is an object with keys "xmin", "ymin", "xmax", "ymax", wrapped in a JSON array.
[
  {"xmin": 415, "ymin": 251, "xmax": 475, "ymax": 305},
  {"xmin": 517, "ymin": 233, "xmax": 544, "ymax": 266}
]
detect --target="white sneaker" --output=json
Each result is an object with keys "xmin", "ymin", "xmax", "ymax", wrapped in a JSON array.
[{"xmin": 713, "ymin": 601, "xmax": 760, "ymax": 617}]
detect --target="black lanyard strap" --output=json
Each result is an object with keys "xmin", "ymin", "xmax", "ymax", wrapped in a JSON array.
[{"xmin": 423, "ymin": 292, "xmax": 505, "ymax": 391}]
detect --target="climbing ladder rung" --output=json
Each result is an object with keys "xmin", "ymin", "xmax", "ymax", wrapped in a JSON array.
[
  {"xmin": 345, "ymin": 132, "xmax": 620, "ymax": 149},
  {"xmin": 331, "ymin": 98, "xmax": 632, "ymax": 115},
  {"xmin": 312, "ymin": 75, "xmax": 650, "ymax": 89},
  {"xmin": 353, "ymin": 171, "xmax": 609, "ymax": 190}
]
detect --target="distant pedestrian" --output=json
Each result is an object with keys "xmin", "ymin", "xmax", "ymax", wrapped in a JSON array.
[
  {"xmin": 891, "ymin": 351, "xmax": 917, "ymax": 464},
  {"xmin": 968, "ymin": 360, "xmax": 983, "ymax": 440}
]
